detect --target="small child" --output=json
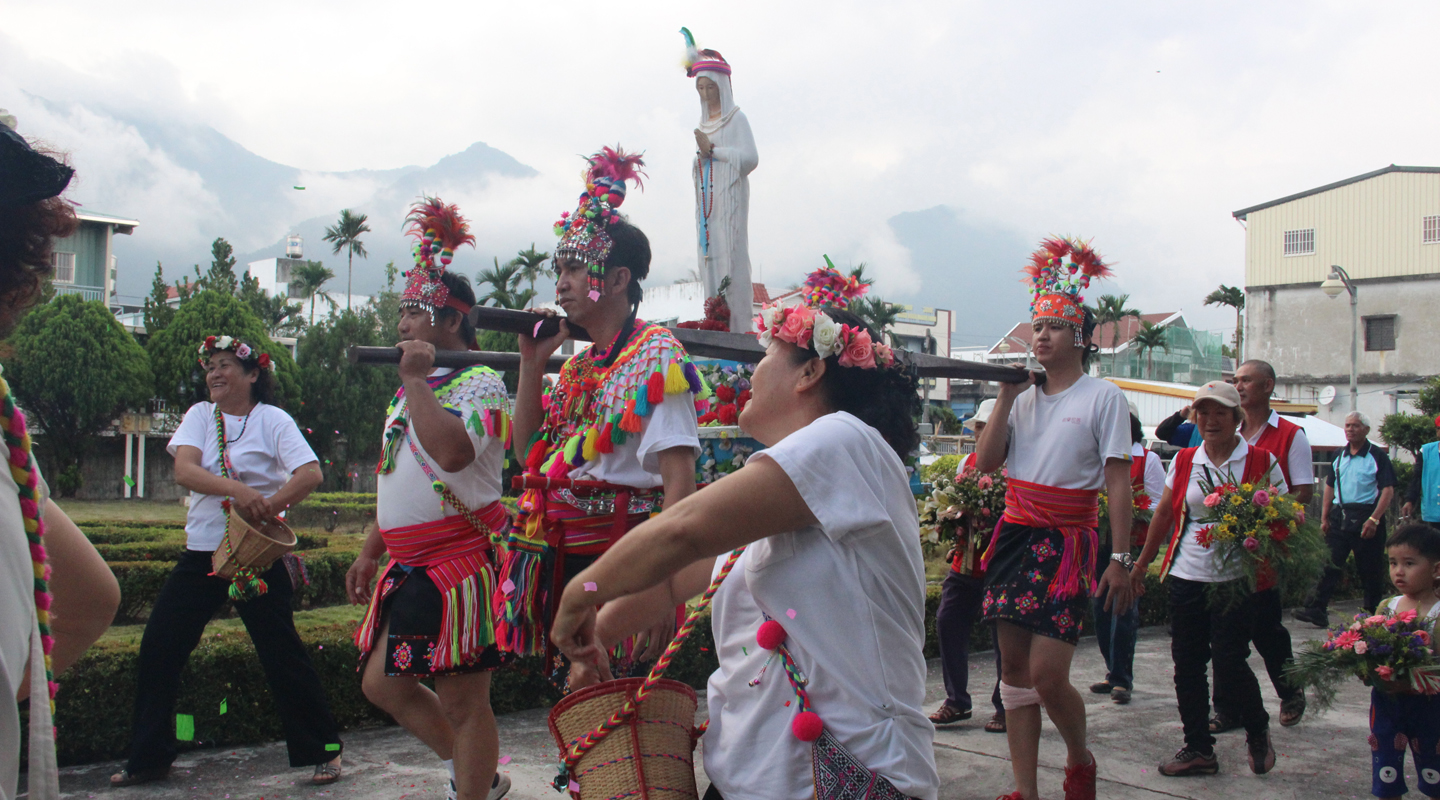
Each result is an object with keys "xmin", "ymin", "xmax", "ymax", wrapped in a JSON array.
[{"xmin": 1372, "ymin": 523, "xmax": 1440, "ymax": 799}]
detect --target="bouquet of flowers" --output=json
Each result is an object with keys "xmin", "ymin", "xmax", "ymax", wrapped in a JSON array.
[
  {"xmin": 1285, "ymin": 608, "xmax": 1440, "ymax": 711},
  {"xmin": 695, "ymin": 363, "xmax": 753, "ymax": 427},
  {"xmin": 1097, "ymin": 488, "xmax": 1155, "ymax": 548},
  {"xmin": 919, "ymin": 466, "xmax": 1007, "ymax": 573},
  {"xmin": 1192, "ymin": 473, "xmax": 1326, "ymax": 611}
]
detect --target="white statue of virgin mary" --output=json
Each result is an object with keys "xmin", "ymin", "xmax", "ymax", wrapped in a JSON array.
[{"xmin": 683, "ymin": 28, "xmax": 758, "ymax": 332}]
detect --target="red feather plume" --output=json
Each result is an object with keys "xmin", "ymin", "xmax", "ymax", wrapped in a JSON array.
[
  {"xmin": 404, "ymin": 196, "xmax": 477, "ymax": 252},
  {"xmin": 1067, "ymin": 237, "xmax": 1112, "ymax": 279},
  {"xmin": 586, "ymin": 146, "xmax": 648, "ymax": 190}
]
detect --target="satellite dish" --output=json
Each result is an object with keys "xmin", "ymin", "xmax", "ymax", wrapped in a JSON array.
[{"xmin": 1318, "ymin": 385, "xmax": 1337, "ymax": 407}]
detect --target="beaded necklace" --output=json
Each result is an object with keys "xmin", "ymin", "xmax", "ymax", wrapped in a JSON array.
[
  {"xmin": 212, "ymin": 403, "xmax": 269, "ymax": 599},
  {"xmin": 0, "ymin": 373, "xmax": 55, "ymax": 713},
  {"xmin": 699, "ymin": 156, "xmax": 713, "ymax": 255}
]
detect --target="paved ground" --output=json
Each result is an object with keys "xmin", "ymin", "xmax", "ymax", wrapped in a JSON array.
[{"xmin": 59, "ymin": 603, "xmax": 1383, "ymax": 800}]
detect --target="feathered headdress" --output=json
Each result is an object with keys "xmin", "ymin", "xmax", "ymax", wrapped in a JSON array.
[
  {"xmin": 802, "ymin": 255, "xmax": 869, "ymax": 310},
  {"xmin": 401, "ymin": 196, "xmax": 477, "ymax": 320},
  {"xmin": 553, "ymin": 146, "xmax": 647, "ymax": 301},
  {"xmin": 1024, "ymin": 236, "xmax": 1112, "ymax": 335},
  {"xmin": 681, "ymin": 27, "xmax": 732, "ymax": 78}
]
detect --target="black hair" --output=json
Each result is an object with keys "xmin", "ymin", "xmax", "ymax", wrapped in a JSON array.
[
  {"xmin": 1130, "ymin": 413, "xmax": 1144, "ymax": 444},
  {"xmin": 1081, "ymin": 307, "xmax": 1100, "ymax": 368},
  {"xmin": 246, "ymin": 362, "xmax": 278, "ymax": 406},
  {"xmin": 434, "ymin": 271, "xmax": 478, "ymax": 348},
  {"xmin": 1387, "ymin": 523, "xmax": 1440, "ymax": 562},
  {"xmin": 1239, "ymin": 359, "xmax": 1277, "ymax": 385},
  {"xmin": 603, "ymin": 218, "xmax": 651, "ymax": 310},
  {"xmin": 787, "ymin": 306, "xmax": 921, "ymax": 460}
]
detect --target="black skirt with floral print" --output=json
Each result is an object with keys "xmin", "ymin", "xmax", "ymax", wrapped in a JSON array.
[
  {"xmin": 981, "ymin": 523, "xmax": 1086, "ymax": 645},
  {"xmin": 374, "ymin": 563, "xmax": 512, "ymax": 677}
]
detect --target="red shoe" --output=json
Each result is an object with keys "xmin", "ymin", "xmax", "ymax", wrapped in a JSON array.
[
  {"xmin": 1062, "ymin": 750, "xmax": 1097, "ymax": 800},
  {"xmin": 995, "ymin": 793, "xmax": 1026, "ymax": 800}
]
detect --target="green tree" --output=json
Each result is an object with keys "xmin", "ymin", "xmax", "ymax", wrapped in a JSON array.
[
  {"xmin": 290, "ymin": 261, "xmax": 338, "ymax": 326},
  {"xmin": 239, "ymin": 270, "xmax": 304, "ymax": 337},
  {"xmin": 1131, "ymin": 321, "xmax": 1170, "ymax": 379},
  {"xmin": 1381, "ymin": 376, "xmax": 1440, "ymax": 458},
  {"xmin": 370, "ymin": 261, "xmax": 401, "ymax": 342},
  {"xmin": 143, "ymin": 262, "xmax": 175, "ymax": 335},
  {"xmin": 294, "ymin": 308, "xmax": 397, "ymax": 490},
  {"xmin": 146, "ymin": 291, "xmax": 299, "ymax": 410},
  {"xmin": 1204, "ymin": 284, "xmax": 1246, "ymax": 359},
  {"xmin": 2, "ymin": 295, "xmax": 153, "ymax": 495},
  {"xmin": 476, "ymin": 258, "xmax": 536, "ymax": 310},
  {"xmin": 322, "ymin": 209, "xmax": 371, "ymax": 311},
  {"xmin": 851, "ymin": 295, "xmax": 901, "ymax": 346},
  {"xmin": 1090, "ymin": 294, "xmax": 1141, "ymax": 376},
  {"xmin": 511, "ymin": 244, "xmax": 551, "ymax": 307},
  {"xmin": 201, "ymin": 238, "xmax": 239, "ymax": 294}
]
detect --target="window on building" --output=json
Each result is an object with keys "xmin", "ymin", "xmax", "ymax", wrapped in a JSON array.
[
  {"xmin": 1283, "ymin": 228, "xmax": 1315, "ymax": 256},
  {"xmin": 51, "ymin": 252, "xmax": 76, "ymax": 284},
  {"xmin": 1424, "ymin": 215, "xmax": 1440, "ymax": 245},
  {"xmin": 1364, "ymin": 315, "xmax": 1397, "ymax": 352}
]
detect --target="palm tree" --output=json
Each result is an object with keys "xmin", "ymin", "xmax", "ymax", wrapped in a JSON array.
[
  {"xmin": 1091, "ymin": 294, "xmax": 1141, "ymax": 376},
  {"xmin": 476, "ymin": 258, "xmax": 535, "ymax": 310},
  {"xmin": 1204, "ymin": 284, "xmax": 1246, "ymax": 361},
  {"xmin": 291, "ymin": 260, "xmax": 338, "ymax": 326},
  {"xmin": 510, "ymin": 244, "xmax": 550, "ymax": 307},
  {"xmin": 852, "ymin": 295, "xmax": 901, "ymax": 346},
  {"xmin": 847, "ymin": 262, "xmax": 875, "ymax": 289},
  {"xmin": 1131, "ymin": 321, "xmax": 1170, "ymax": 379},
  {"xmin": 322, "ymin": 209, "xmax": 371, "ymax": 311}
]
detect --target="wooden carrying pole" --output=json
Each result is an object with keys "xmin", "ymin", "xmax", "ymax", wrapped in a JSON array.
[{"xmin": 347, "ymin": 305, "xmax": 1035, "ymax": 383}]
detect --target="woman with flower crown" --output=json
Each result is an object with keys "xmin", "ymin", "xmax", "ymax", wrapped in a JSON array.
[
  {"xmin": 549, "ymin": 267, "xmax": 940, "ymax": 800},
  {"xmin": 113, "ymin": 336, "xmax": 345, "ymax": 787}
]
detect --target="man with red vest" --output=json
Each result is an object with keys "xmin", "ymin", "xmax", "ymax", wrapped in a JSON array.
[{"xmin": 1211, "ymin": 359, "xmax": 1313, "ymax": 734}]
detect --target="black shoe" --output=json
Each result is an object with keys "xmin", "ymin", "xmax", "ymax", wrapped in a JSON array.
[
  {"xmin": 1111, "ymin": 687, "xmax": 1132, "ymax": 704},
  {"xmin": 1292, "ymin": 607, "xmax": 1329, "ymax": 628},
  {"xmin": 1159, "ymin": 747, "xmax": 1218, "ymax": 777},
  {"xmin": 1209, "ymin": 712, "xmax": 1242, "ymax": 734},
  {"xmin": 1247, "ymin": 729, "xmax": 1276, "ymax": 774},
  {"xmin": 1089, "ymin": 680, "xmax": 1113, "ymax": 694}
]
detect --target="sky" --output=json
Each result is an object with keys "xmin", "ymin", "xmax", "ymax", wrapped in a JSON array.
[{"xmin": 3, "ymin": 0, "xmax": 1438, "ymax": 346}]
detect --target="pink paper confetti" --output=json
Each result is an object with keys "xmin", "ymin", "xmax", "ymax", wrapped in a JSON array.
[
  {"xmin": 569, "ymin": 780, "xmax": 581, "ymax": 792},
  {"xmin": 502, "ymin": 579, "xmax": 515, "ymax": 595},
  {"xmin": 786, "ymin": 609, "xmax": 797, "ymax": 619},
  {"xmin": 588, "ymin": 290, "xmax": 601, "ymax": 301},
  {"xmin": 533, "ymin": 320, "xmax": 544, "ymax": 338},
  {"xmin": 498, "ymin": 756, "xmax": 511, "ymax": 765},
  {"xmin": 583, "ymin": 581, "xmax": 597, "ymax": 592}
]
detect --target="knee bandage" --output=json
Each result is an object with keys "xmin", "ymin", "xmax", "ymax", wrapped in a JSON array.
[{"xmin": 1000, "ymin": 681, "xmax": 1043, "ymax": 710}]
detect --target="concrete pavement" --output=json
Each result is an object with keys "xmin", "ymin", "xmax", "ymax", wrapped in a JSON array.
[{"xmin": 62, "ymin": 603, "xmax": 1380, "ymax": 799}]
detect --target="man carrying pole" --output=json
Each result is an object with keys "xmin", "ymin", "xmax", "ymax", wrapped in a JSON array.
[{"xmin": 497, "ymin": 146, "xmax": 704, "ymax": 684}]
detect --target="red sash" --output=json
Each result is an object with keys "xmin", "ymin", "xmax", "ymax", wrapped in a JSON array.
[
  {"xmin": 1157, "ymin": 446, "xmax": 1278, "ymax": 590},
  {"xmin": 355, "ymin": 502, "xmax": 509, "ymax": 671},
  {"xmin": 980, "ymin": 478, "xmax": 1100, "ymax": 600}
]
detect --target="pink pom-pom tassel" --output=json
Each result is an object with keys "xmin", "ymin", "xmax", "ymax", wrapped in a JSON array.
[{"xmin": 34, "ymin": 592, "xmax": 51, "ymax": 611}]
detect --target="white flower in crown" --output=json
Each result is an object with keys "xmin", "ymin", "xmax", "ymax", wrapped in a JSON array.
[
  {"xmin": 757, "ymin": 325, "xmax": 773, "ymax": 348},
  {"xmin": 216, "ymin": 335, "xmax": 234, "ymax": 350},
  {"xmin": 235, "ymin": 343, "xmax": 252, "ymax": 359},
  {"xmin": 811, "ymin": 313, "xmax": 841, "ymax": 359},
  {"xmin": 765, "ymin": 304, "xmax": 785, "ymax": 329}
]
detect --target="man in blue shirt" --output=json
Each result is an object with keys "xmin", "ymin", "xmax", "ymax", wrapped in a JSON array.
[
  {"xmin": 1401, "ymin": 415, "xmax": 1440, "ymax": 528},
  {"xmin": 1295, "ymin": 411, "xmax": 1396, "ymax": 627}
]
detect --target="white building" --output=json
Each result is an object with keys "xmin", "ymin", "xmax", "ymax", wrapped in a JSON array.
[{"xmin": 1236, "ymin": 165, "xmax": 1440, "ymax": 429}]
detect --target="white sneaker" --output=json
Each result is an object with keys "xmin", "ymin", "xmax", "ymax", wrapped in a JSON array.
[
  {"xmin": 488, "ymin": 773, "xmax": 512, "ymax": 800},
  {"xmin": 446, "ymin": 779, "xmax": 457, "ymax": 800}
]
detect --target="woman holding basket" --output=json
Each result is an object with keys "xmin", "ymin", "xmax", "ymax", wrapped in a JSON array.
[
  {"xmin": 551, "ymin": 295, "xmax": 940, "ymax": 800},
  {"xmin": 113, "ymin": 336, "xmax": 343, "ymax": 787}
]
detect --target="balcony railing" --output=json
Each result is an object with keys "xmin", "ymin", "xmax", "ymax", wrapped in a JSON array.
[{"xmin": 53, "ymin": 284, "xmax": 105, "ymax": 302}]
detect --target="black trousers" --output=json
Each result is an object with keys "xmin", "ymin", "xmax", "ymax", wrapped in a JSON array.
[
  {"xmin": 126, "ymin": 550, "xmax": 342, "ymax": 771},
  {"xmin": 934, "ymin": 570, "xmax": 1003, "ymax": 714},
  {"xmin": 1213, "ymin": 580, "xmax": 1297, "ymax": 718},
  {"xmin": 1170, "ymin": 577, "xmax": 1269, "ymax": 754},
  {"xmin": 1306, "ymin": 503, "xmax": 1387, "ymax": 614}
]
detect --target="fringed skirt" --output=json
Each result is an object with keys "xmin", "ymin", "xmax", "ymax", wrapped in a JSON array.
[
  {"xmin": 981, "ymin": 523, "xmax": 1089, "ymax": 645},
  {"xmin": 366, "ymin": 562, "xmax": 513, "ymax": 677}
]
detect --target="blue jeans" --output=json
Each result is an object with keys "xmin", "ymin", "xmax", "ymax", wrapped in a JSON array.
[{"xmin": 1093, "ymin": 540, "xmax": 1138, "ymax": 690}]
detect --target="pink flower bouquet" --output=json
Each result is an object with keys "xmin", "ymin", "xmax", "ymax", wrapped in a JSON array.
[{"xmin": 1286, "ymin": 608, "xmax": 1440, "ymax": 711}]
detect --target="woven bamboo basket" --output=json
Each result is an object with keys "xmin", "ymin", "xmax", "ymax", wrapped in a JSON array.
[
  {"xmin": 548, "ymin": 676, "xmax": 700, "ymax": 800},
  {"xmin": 211, "ymin": 508, "xmax": 297, "ymax": 579}
]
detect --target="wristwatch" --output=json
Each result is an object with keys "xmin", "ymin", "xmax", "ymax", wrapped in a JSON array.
[{"xmin": 1110, "ymin": 552, "xmax": 1135, "ymax": 570}]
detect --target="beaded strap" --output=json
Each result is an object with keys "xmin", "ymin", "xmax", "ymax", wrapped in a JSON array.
[
  {"xmin": 560, "ymin": 546, "xmax": 746, "ymax": 775},
  {"xmin": 0, "ymin": 374, "xmax": 56, "ymax": 712},
  {"xmin": 211, "ymin": 405, "xmax": 269, "ymax": 599},
  {"xmin": 405, "ymin": 432, "xmax": 497, "ymax": 540}
]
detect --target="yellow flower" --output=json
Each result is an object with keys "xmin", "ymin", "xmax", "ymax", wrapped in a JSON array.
[
  {"xmin": 1265, "ymin": 506, "xmax": 1278, "ymax": 519},
  {"xmin": 1291, "ymin": 501, "xmax": 1304, "ymax": 513},
  {"xmin": 1229, "ymin": 495, "xmax": 1245, "ymax": 507},
  {"xmin": 1241, "ymin": 483, "xmax": 1254, "ymax": 493},
  {"xmin": 1223, "ymin": 514, "xmax": 1238, "ymax": 524}
]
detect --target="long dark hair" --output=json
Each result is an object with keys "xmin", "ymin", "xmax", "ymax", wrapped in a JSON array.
[
  {"xmin": 247, "ymin": 363, "xmax": 278, "ymax": 406},
  {"xmin": 788, "ymin": 306, "xmax": 922, "ymax": 460},
  {"xmin": 0, "ymin": 195, "xmax": 75, "ymax": 336},
  {"xmin": 603, "ymin": 218, "xmax": 651, "ymax": 311}
]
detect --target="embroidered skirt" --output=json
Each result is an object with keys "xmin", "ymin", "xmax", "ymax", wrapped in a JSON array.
[
  {"xmin": 372, "ymin": 563, "xmax": 513, "ymax": 677},
  {"xmin": 981, "ymin": 523, "xmax": 1087, "ymax": 645}
]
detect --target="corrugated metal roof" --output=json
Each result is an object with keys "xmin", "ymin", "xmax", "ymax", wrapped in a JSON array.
[{"xmin": 1232, "ymin": 165, "xmax": 1440, "ymax": 221}]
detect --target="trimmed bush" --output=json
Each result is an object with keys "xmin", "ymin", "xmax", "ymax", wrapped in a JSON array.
[{"xmin": 923, "ymin": 455, "xmax": 961, "ymax": 482}]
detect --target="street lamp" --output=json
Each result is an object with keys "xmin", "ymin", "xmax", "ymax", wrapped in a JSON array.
[
  {"xmin": 1320, "ymin": 265, "xmax": 1358, "ymax": 415},
  {"xmin": 998, "ymin": 335, "xmax": 1034, "ymax": 368}
]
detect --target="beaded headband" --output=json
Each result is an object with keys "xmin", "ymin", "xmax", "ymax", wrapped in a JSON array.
[
  {"xmin": 1024, "ymin": 236, "xmax": 1111, "ymax": 346},
  {"xmin": 199, "ymin": 335, "xmax": 275, "ymax": 373},
  {"xmin": 553, "ymin": 146, "xmax": 646, "ymax": 301},
  {"xmin": 402, "ymin": 196, "xmax": 477, "ymax": 321},
  {"xmin": 681, "ymin": 27, "xmax": 732, "ymax": 77}
]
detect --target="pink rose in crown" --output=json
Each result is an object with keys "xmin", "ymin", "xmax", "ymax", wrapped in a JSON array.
[
  {"xmin": 778, "ymin": 307, "xmax": 814, "ymax": 347},
  {"xmin": 1252, "ymin": 490, "xmax": 1270, "ymax": 507},
  {"xmin": 1243, "ymin": 536, "xmax": 1260, "ymax": 551},
  {"xmin": 1376, "ymin": 665, "xmax": 1395, "ymax": 680},
  {"xmin": 1203, "ymin": 492, "xmax": 1222, "ymax": 508},
  {"xmin": 838, "ymin": 327, "xmax": 874, "ymax": 369}
]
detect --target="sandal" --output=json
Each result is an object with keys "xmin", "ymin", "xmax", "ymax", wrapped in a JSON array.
[
  {"xmin": 1280, "ymin": 693, "xmax": 1307, "ymax": 727},
  {"xmin": 984, "ymin": 713, "xmax": 1007, "ymax": 733},
  {"xmin": 1208, "ymin": 712, "xmax": 1241, "ymax": 734},
  {"xmin": 312, "ymin": 757, "xmax": 342, "ymax": 785},
  {"xmin": 928, "ymin": 704, "xmax": 972, "ymax": 725},
  {"xmin": 110, "ymin": 767, "xmax": 170, "ymax": 787}
]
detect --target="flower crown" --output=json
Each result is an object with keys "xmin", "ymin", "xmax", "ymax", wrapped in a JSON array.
[
  {"xmin": 755, "ymin": 304, "xmax": 899, "ymax": 371},
  {"xmin": 198, "ymin": 335, "xmax": 275, "ymax": 373}
]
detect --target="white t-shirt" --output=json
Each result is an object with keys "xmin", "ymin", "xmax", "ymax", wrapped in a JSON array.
[
  {"xmin": 569, "ymin": 390, "xmax": 700, "ymax": 489},
  {"xmin": 376, "ymin": 368, "xmax": 508, "ymax": 531},
  {"xmin": 1134, "ymin": 443, "xmax": 1166, "ymax": 500},
  {"xmin": 168, "ymin": 402, "xmax": 319, "ymax": 551},
  {"xmin": 1005, "ymin": 375, "xmax": 1132, "ymax": 490},
  {"xmin": 1245, "ymin": 410, "xmax": 1315, "ymax": 488},
  {"xmin": 1165, "ymin": 437, "xmax": 1287, "ymax": 583},
  {"xmin": 704, "ymin": 412, "xmax": 938, "ymax": 800},
  {"xmin": 0, "ymin": 459, "xmax": 39, "ymax": 800}
]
